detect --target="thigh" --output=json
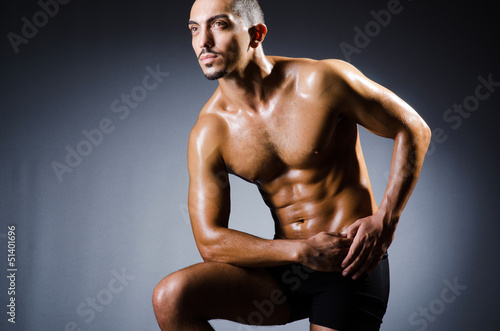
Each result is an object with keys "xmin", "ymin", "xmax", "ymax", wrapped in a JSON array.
[
  {"xmin": 308, "ymin": 255, "xmax": 390, "ymax": 331},
  {"xmin": 348, "ymin": 256, "xmax": 390, "ymax": 331},
  {"xmin": 162, "ymin": 262, "xmax": 291, "ymax": 326}
]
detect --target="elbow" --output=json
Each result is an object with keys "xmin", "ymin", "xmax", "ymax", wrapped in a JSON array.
[
  {"xmin": 195, "ymin": 227, "xmax": 227, "ymax": 263},
  {"xmin": 198, "ymin": 242, "xmax": 223, "ymax": 263},
  {"xmin": 422, "ymin": 122, "xmax": 432, "ymax": 150},
  {"xmin": 403, "ymin": 119, "xmax": 431, "ymax": 151},
  {"xmin": 418, "ymin": 121, "xmax": 432, "ymax": 150},
  {"xmin": 195, "ymin": 227, "xmax": 231, "ymax": 262},
  {"xmin": 199, "ymin": 244, "xmax": 215, "ymax": 262}
]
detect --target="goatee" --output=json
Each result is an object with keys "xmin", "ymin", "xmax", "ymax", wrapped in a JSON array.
[{"xmin": 205, "ymin": 69, "xmax": 229, "ymax": 80}]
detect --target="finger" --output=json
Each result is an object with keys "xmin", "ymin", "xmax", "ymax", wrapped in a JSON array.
[
  {"xmin": 325, "ymin": 232, "xmax": 346, "ymax": 238},
  {"xmin": 346, "ymin": 221, "xmax": 361, "ymax": 238},
  {"xmin": 366, "ymin": 255, "xmax": 383, "ymax": 274},
  {"xmin": 341, "ymin": 237, "xmax": 362, "ymax": 269},
  {"xmin": 351, "ymin": 254, "xmax": 371, "ymax": 279},
  {"xmin": 343, "ymin": 245, "xmax": 369, "ymax": 278},
  {"xmin": 351, "ymin": 249, "xmax": 383, "ymax": 279},
  {"xmin": 342, "ymin": 236, "xmax": 375, "ymax": 278}
]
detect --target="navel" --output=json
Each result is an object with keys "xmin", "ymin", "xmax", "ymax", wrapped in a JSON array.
[{"xmin": 290, "ymin": 218, "xmax": 305, "ymax": 230}]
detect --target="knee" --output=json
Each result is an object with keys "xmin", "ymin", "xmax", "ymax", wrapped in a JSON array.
[
  {"xmin": 152, "ymin": 272, "xmax": 183, "ymax": 311},
  {"xmin": 152, "ymin": 271, "xmax": 190, "ymax": 319}
]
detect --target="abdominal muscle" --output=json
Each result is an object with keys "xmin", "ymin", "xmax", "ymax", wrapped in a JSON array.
[{"xmin": 263, "ymin": 172, "xmax": 377, "ymax": 240}]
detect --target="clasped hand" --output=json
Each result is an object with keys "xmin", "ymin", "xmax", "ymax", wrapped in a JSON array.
[{"xmin": 302, "ymin": 213, "xmax": 395, "ymax": 279}]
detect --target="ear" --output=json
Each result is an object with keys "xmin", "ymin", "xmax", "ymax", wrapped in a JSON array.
[{"xmin": 249, "ymin": 23, "xmax": 267, "ymax": 48}]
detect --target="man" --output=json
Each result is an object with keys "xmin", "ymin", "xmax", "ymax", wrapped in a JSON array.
[{"xmin": 153, "ymin": 0, "xmax": 431, "ymax": 330}]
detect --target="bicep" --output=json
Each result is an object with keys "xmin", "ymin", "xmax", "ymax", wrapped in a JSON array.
[
  {"xmin": 188, "ymin": 160, "xmax": 230, "ymax": 231},
  {"xmin": 187, "ymin": 119, "xmax": 230, "ymax": 247},
  {"xmin": 335, "ymin": 63, "xmax": 422, "ymax": 139}
]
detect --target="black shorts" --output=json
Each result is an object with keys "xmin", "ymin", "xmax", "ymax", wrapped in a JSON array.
[{"xmin": 266, "ymin": 254, "xmax": 390, "ymax": 330}]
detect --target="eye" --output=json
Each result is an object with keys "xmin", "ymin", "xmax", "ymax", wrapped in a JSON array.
[
  {"xmin": 189, "ymin": 26, "xmax": 198, "ymax": 34},
  {"xmin": 213, "ymin": 21, "xmax": 227, "ymax": 28}
]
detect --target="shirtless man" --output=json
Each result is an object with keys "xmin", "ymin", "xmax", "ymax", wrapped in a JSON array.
[{"xmin": 152, "ymin": 0, "xmax": 431, "ymax": 330}]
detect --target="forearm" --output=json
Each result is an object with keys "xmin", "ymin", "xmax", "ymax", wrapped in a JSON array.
[
  {"xmin": 379, "ymin": 126, "xmax": 431, "ymax": 225},
  {"xmin": 196, "ymin": 227, "xmax": 307, "ymax": 268},
  {"xmin": 341, "ymin": 125, "xmax": 430, "ymax": 278}
]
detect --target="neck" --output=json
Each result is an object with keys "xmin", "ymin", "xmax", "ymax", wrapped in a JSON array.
[{"xmin": 218, "ymin": 48, "xmax": 274, "ymax": 111}]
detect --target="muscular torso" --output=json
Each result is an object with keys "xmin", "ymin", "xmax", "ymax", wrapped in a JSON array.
[{"xmin": 200, "ymin": 57, "xmax": 377, "ymax": 239}]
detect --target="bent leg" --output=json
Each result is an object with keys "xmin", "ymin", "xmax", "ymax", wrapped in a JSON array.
[{"xmin": 152, "ymin": 262, "xmax": 291, "ymax": 330}]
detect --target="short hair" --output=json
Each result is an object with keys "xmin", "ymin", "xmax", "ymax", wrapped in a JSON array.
[{"xmin": 231, "ymin": 0, "xmax": 265, "ymax": 27}]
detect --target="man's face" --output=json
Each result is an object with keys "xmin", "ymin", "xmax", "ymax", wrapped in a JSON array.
[{"xmin": 188, "ymin": 0, "xmax": 250, "ymax": 80}]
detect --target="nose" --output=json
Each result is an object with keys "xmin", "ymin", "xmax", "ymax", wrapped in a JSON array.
[{"xmin": 198, "ymin": 27, "xmax": 214, "ymax": 49}]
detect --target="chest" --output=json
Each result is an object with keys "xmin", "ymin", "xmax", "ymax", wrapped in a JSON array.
[{"xmin": 222, "ymin": 98, "xmax": 339, "ymax": 183}]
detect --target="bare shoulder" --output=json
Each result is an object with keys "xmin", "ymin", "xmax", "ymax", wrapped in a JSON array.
[
  {"xmin": 303, "ymin": 58, "xmax": 366, "ymax": 87},
  {"xmin": 272, "ymin": 57, "xmax": 365, "ymax": 98},
  {"xmin": 188, "ymin": 96, "xmax": 229, "ymax": 167}
]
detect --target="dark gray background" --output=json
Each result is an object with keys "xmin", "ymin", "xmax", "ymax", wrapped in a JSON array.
[{"xmin": 1, "ymin": 0, "xmax": 499, "ymax": 330}]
